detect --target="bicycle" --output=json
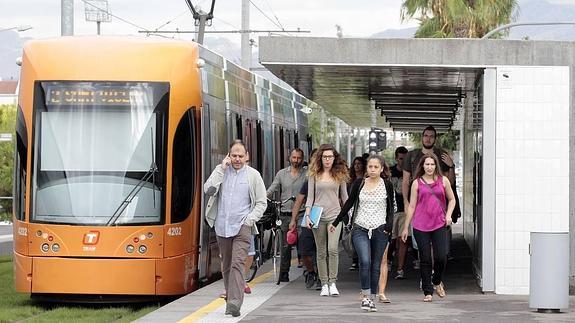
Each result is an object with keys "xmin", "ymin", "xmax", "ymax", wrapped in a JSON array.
[{"xmin": 245, "ymin": 196, "xmax": 294, "ymax": 284}]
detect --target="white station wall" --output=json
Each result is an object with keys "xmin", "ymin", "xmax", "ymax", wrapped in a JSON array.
[{"xmin": 494, "ymin": 66, "xmax": 570, "ymax": 294}]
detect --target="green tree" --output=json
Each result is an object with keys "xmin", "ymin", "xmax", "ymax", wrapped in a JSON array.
[
  {"xmin": 401, "ymin": 0, "xmax": 519, "ymax": 38},
  {"xmin": 308, "ymin": 105, "xmax": 337, "ymax": 148},
  {"xmin": 0, "ymin": 104, "xmax": 16, "ymax": 220}
]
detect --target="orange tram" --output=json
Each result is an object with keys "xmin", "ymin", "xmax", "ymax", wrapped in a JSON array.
[{"xmin": 13, "ymin": 36, "xmax": 312, "ymax": 301}]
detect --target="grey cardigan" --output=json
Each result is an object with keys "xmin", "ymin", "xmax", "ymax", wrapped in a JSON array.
[{"xmin": 203, "ymin": 164, "xmax": 267, "ymax": 234}]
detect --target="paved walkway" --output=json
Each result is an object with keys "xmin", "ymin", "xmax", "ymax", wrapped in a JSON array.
[{"xmin": 136, "ymin": 226, "xmax": 575, "ymax": 322}]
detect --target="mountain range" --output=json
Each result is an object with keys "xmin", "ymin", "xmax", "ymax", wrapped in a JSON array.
[{"xmin": 2, "ymin": 0, "xmax": 575, "ymax": 80}]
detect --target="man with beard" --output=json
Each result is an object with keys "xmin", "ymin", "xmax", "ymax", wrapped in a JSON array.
[
  {"xmin": 267, "ymin": 148, "xmax": 307, "ymax": 282},
  {"xmin": 402, "ymin": 126, "xmax": 455, "ymax": 210}
]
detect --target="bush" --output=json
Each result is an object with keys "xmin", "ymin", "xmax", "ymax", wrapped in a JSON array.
[
  {"xmin": 0, "ymin": 105, "xmax": 15, "ymax": 214},
  {"xmin": 0, "ymin": 212, "xmax": 10, "ymax": 223}
]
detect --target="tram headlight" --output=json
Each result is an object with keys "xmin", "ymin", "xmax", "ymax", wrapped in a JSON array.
[
  {"xmin": 126, "ymin": 245, "xmax": 135, "ymax": 253},
  {"xmin": 147, "ymin": 232, "xmax": 153, "ymax": 239},
  {"xmin": 138, "ymin": 245, "xmax": 147, "ymax": 254},
  {"xmin": 41, "ymin": 243, "xmax": 50, "ymax": 253},
  {"xmin": 51, "ymin": 243, "xmax": 60, "ymax": 252},
  {"xmin": 36, "ymin": 230, "xmax": 42, "ymax": 237}
]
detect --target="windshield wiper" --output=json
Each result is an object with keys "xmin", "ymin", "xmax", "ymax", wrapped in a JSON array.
[
  {"xmin": 105, "ymin": 163, "xmax": 158, "ymax": 226},
  {"xmin": 106, "ymin": 126, "xmax": 158, "ymax": 226}
]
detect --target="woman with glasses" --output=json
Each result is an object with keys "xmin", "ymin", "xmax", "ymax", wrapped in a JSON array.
[
  {"xmin": 304, "ymin": 144, "xmax": 349, "ymax": 296},
  {"xmin": 330, "ymin": 155, "xmax": 395, "ymax": 312}
]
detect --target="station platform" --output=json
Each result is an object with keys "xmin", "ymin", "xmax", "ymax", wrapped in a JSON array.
[{"xmin": 136, "ymin": 226, "xmax": 575, "ymax": 322}]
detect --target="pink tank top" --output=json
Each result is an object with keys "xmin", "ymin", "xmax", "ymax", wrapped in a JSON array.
[{"xmin": 412, "ymin": 176, "xmax": 446, "ymax": 232}]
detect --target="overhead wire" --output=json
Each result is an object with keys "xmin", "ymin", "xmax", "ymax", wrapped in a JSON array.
[
  {"xmin": 248, "ymin": 0, "xmax": 283, "ymax": 31},
  {"xmin": 261, "ymin": 0, "xmax": 288, "ymax": 34},
  {"xmin": 153, "ymin": 9, "xmax": 190, "ymax": 31}
]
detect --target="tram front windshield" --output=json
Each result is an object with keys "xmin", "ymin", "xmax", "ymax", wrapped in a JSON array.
[{"xmin": 31, "ymin": 81, "xmax": 168, "ymax": 225}]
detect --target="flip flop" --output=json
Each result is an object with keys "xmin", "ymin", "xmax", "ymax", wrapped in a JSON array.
[{"xmin": 377, "ymin": 294, "xmax": 391, "ymax": 303}]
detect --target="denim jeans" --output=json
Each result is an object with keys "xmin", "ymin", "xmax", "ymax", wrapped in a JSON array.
[
  {"xmin": 413, "ymin": 226, "xmax": 448, "ymax": 296},
  {"xmin": 352, "ymin": 224, "xmax": 390, "ymax": 295}
]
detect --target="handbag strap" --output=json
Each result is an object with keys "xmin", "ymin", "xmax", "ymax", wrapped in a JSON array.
[
  {"xmin": 347, "ymin": 179, "xmax": 365, "ymax": 228},
  {"xmin": 420, "ymin": 177, "xmax": 446, "ymax": 215},
  {"xmin": 312, "ymin": 178, "xmax": 316, "ymax": 206}
]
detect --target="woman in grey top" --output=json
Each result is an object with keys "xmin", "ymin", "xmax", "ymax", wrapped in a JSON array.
[{"xmin": 305, "ymin": 144, "xmax": 349, "ymax": 296}]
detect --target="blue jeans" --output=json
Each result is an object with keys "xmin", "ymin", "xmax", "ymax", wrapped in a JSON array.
[{"xmin": 352, "ymin": 224, "xmax": 390, "ymax": 295}]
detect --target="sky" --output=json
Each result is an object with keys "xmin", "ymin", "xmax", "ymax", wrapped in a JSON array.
[{"xmin": 1, "ymin": 0, "xmax": 420, "ymax": 45}]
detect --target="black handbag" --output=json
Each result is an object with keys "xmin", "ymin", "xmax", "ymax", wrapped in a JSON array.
[{"xmin": 341, "ymin": 180, "xmax": 364, "ymax": 258}]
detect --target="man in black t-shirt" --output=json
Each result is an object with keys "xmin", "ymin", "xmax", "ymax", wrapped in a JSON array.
[{"xmin": 401, "ymin": 126, "xmax": 455, "ymax": 208}]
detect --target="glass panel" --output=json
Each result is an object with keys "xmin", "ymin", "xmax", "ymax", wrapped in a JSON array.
[{"xmin": 31, "ymin": 81, "xmax": 168, "ymax": 225}]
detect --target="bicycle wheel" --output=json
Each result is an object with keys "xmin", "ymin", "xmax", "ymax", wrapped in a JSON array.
[
  {"xmin": 245, "ymin": 234, "xmax": 260, "ymax": 283},
  {"xmin": 246, "ymin": 250, "xmax": 259, "ymax": 283},
  {"xmin": 272, "ymin": 228, "xmax": 283, "ymax": 284}
]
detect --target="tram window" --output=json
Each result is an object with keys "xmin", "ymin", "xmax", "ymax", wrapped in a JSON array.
[
  {"xmin": 31, "ymin": 81, "xmax": 167, "ymax": 225},
  {"xmin": 14, "ymin": 106, "xmax": 27, "ymax": 221},
  {"xmin": 171, "ymin": 109, "xmax": 196, "ymax": 223}
]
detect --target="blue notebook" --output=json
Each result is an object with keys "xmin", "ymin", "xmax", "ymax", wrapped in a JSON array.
[{"xmin": 300, "ymin": 205, "xmax": 322, "ymax": 229}]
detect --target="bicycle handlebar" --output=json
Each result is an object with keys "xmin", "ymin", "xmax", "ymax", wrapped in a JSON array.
[{"xmin": 266, "ymin": 196, "xmax": 295, "ymax": 205}]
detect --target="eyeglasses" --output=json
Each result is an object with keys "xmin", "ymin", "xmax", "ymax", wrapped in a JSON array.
[{"xmin": 322, "ymin": 155, "xmax": 335, "ymax": 160}]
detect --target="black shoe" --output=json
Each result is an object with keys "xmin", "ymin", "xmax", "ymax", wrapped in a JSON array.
[
  {"xmin": 349, "ymin": 262, "xmax": 358, "ymax": 271},
  {"xmin": 226, "ymin": 303, "xmax": 241, "ymax": 317},
  {"xmin": 305, "ymin": 272, "xmax": 317, "ymax": 289},
  {"xmin": 279, "ymin": 272, "xmax": 289, "ymax": 282},
  {"xmin": 315, "ymin": 278, "xmax": 322, "ymax": 290}
]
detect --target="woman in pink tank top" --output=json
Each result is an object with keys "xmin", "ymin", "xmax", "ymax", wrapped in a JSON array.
[{"xmin": 400, "ymin": 153, "xmax": 456, "ymax": 302}]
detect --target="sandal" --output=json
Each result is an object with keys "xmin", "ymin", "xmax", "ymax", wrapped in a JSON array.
[
  {"xmin": 434, "ymin": 282, "xmax": 446, "ymax": 298},
  {"xmin": 377, "ymin": 294, "xmax": 391, "ymax": 303},
  {"xmin": 423, "ymin": 295, "xmax": 433, "ymax": 302}
]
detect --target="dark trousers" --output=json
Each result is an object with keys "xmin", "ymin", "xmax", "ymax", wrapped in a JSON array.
[
  {"xmin": 280, "ymin": 213, "xmax": 292, "ymax": 273},
  {"xmin": 217, "ymin": 225, "xmax": 252, "ymax": 309},
  {"xmin": 413, "ymin": 226, "xmax": 448, "ymax": 296},
  {"xmin": 352, "ymin": 225, "xmax": 390, "ymax": 295}
]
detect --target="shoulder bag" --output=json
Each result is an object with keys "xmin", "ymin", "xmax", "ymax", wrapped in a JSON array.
[{"xmin": 341, "ymin": 179, "xmax": 364, "ymax": 258}]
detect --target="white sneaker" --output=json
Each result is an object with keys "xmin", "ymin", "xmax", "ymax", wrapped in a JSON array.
[
  {"xmin": 320, "ymin": 284, "xmax": 329, "ymax": 296},
  {"xmin": 329, "ymin": 282, "xmax": 339, "ymax": 296},
  {"xmin": 368, "ymin": 299, "xmax": 377, "ymax": 312},
  {"xmin": 360, "ymin": 297, "xmax": 370, "ymax": 311}
]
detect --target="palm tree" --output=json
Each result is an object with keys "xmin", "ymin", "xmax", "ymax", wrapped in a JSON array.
[{"xmin": 401, "ymin": 0, "xmax": 519, "ymax": 38}]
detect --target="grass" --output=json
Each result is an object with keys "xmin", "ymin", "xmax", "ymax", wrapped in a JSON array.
[{"xmin": 0, "ymin": 256, "xmax": 162, "ymax": 322}]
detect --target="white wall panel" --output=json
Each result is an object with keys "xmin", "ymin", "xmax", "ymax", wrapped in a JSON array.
[{"xmin": 494, "ymin": 66, "xmax": 570, "ymax": 295}]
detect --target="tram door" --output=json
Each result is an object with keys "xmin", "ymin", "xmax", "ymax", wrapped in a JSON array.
[
  {"xmin": 256, "ymin": 121, "xmax": 264, "ymax": 174},
  {"xmin": 243, "ymin": 119, "xmax": 258, "ymax": 171},
  {"xmin": 199, "ymin": 99, "xmax": 227, "ymax": 284},
  {"xmin": 274, "ymin": 126, "xmax": 285, "ymax": 171}
]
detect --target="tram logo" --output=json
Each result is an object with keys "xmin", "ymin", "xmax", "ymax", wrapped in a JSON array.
[{"xmin": 83, "ymin": 231, "xmax": 100, "ymax": 245}]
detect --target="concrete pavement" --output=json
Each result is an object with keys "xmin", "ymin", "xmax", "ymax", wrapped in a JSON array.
[{"xmin": 137, "ymin": 226, "xmax": 575, "ymax": 322}]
